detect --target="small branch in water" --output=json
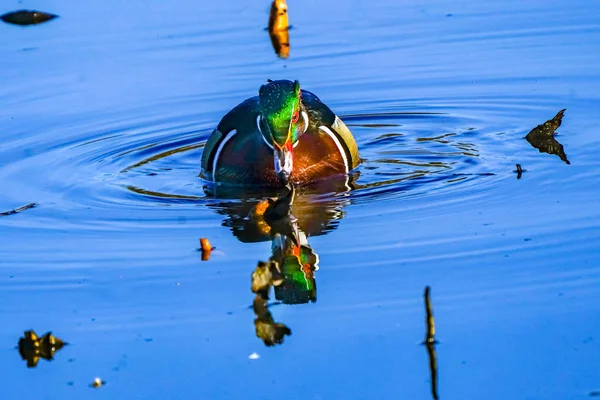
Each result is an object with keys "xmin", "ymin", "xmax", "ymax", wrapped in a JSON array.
[
  {"xmin": 514, "ymin": 164, "xmax": 525, "ymax": 179},
  {"xmin": 0, "ymin": 202, "xmax": 37, "ymax": 217}
]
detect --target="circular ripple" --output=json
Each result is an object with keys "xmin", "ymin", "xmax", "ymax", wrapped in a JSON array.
[{"xmin": 0, "ymin": 105, "xmax": 514, "ymax": 230}]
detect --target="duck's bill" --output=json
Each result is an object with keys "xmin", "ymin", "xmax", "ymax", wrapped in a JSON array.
[{"xmin": 274, "ymin": 142, "xmax": 293, "ymax": 184}]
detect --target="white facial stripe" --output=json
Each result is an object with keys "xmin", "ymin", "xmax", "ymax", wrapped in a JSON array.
[
  {"xmin": 301, "ymin": 111, "xmax": 309, "ymax": 133},
  {"xmin": 319, "ymin": 125, "xmax": 349, "ymax": 173},
  {"xmin": 256, "ymin": 115, "xmax": 274, "ymax": 150},
  {"xmin": 212, "ymin": 129, "xmax": 237, "ymax": 181}
]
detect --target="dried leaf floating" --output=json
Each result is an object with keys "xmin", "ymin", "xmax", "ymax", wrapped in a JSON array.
[
  {"xmin": 268, "ymin": 0, "xmax": 290, "ymax": 59},
  {"xmin": 268, "ymin": 0, "xmax": 289, "ymax": 31},
  {"xmin": 1, "ymin": 10, "xmax": 58, "ymax": 26},
  {"xmin": 525, "ymin": 109, "xmax": 570, "ymax": 164},
  {"xmin": 199, "ymin": 237, "xmax": 213, "ymax": 261},
  {"xmin": 18, "ymin": 330, "xmax": 66, "ymax": 368}
]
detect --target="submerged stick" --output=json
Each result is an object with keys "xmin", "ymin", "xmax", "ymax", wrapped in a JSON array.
[{"xmin": 0, "ymin": 202, "xmax": 37, "ymax": 217}]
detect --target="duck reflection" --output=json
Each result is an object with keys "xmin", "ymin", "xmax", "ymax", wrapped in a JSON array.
[
  {"xmin": 206, "ymin": 178, "xmax": 352, "ymax": 346},
  {"xmin": 525, "ymin": 109, "xmax": 570, "ymax": 164},
  {"xmin": 251, "ymin": 261, "xmax": 291, "ymax": 346}
]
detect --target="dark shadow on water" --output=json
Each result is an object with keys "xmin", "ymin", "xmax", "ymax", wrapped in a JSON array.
[{"xmin": 525, "ymin": 109, "xmax": 570, "ymax": 164}]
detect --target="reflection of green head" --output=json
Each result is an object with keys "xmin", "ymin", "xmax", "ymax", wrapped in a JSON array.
[
  {"xmin": 259, "ymin": 79, "xmax": 302, "ymax": 148},
  {"xmin": 273, "ymin": 245, "xmax": 318, "ymax": 304}
]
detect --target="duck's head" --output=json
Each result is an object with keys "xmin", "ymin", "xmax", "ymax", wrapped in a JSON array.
[{"xmin": 259, "ymin": 79, "xmax": 308, "ymax": 185}]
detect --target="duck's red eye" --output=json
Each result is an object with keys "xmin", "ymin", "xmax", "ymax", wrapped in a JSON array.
[{"xmin": 292, "ymin": 111, "xmax": 299, "ymax": 124}]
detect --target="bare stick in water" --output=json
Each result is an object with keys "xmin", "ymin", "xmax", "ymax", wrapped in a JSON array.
[
  {"xmin": 424, "ymin": 286, "xmax": 435, "ymax": 344},
  {"xmin": 0, "ymin": 203, "xmax": 37, "ymax": 217}
]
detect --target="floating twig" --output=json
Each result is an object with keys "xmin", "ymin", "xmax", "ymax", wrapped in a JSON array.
[
  {"xmin": 424, "ymin": 286, "xmax": 435, "ymax": 344},
  {"xmin": 1, "ymin": 10, "xmax": 58, "ymax": 26},
  {"xmin": 514, "ymin": 164, "xmax": 525, "ymax": 179},
  {"xmin": 0, "ymin": 202, "xmax": 37, "ymax": 217}
]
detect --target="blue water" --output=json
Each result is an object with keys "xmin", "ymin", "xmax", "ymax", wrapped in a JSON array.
[{"xmin": 1, "ymin": 0, "xmax": 600, "ymax": 398}]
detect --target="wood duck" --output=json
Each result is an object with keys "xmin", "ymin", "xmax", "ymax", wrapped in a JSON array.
[{"xmin": 200, "ymin": 79, "xmax": 360, "ymax": 187}]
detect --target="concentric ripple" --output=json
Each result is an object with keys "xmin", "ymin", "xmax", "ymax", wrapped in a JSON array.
[
  {"xmin": 107, "ymin": 109, "xmax": 506, "ymax": 201},
  {"xmin": 0, "ymin": 104, "xmax": 516, "ymax": 231}
]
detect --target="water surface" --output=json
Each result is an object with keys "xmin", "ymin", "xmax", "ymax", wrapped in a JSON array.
[{"xmin": 1, "ymin": 0, "xmax": 600, "ymax": 398}]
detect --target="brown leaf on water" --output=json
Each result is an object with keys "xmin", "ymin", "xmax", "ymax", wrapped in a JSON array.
[
  {"xmin": 18, "ymin": 330, "xmax": 66, "ymax": 368},
  {"xmin": 268, "ymin": 0, "xmax": 290, "ymax": 59},
  {"xmin": 199, "ymin": 238, "xmax": 213, "ymax": 261},
  {"xmin": 1, "ymin": 10, "xmax": 58, "ymax": 26},
  {"xmin": 525, "ymin": 109, "xmax": 570, "ymax": 164},
  {"xmin": 268, "ymin": 0, "xmax": 289, "ymax": 31}
]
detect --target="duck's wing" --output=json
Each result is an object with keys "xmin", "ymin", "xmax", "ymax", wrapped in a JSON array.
[
  {"xmin": 201, "ymin": 97, "xmax": 275, "ymax": 183},
  {"xmin": 300, "ymin": 90, "xmax": 360, "ymax": 170}
]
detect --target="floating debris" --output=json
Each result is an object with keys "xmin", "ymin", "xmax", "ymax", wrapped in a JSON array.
[
  {"xmin": 0, "ymin": 202, "xmax": 37, "ymax": 217},
  {"xmin": 89, "ymin": 377, "xmax": 106, "ymax": 388},
  {"xmin": 424, "ymin": 286, "xmax": 436, "ymax": 344},
  {"xmin": 1, "ymin": 10, "xmax": 58, "ymax": 26},
  {"xmin": 525, "ymin": 109, "xmax": 570, "ymax": 164},
  {"xmin": 18, "ymin": 330, "xmax": 66, "ymax": 368},
  {"xmin": 199, "ymin": 237, "xmax": 214, "ymax": 261},
  {"xmin": 423, "ymin": 286, "xmax": 439, "ymax": 400},
  {"xmin": 268, "ymin": 0, "xmax": 290, "ymax": 59},
  {"xmin": 514, "ymin": 163, "xmax": 525, "ymax": 179}
]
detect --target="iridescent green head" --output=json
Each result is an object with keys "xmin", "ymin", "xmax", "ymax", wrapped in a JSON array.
[
  {"xmin": 259, "ymin": 79, "xmax": 306, "ymax": 184},
  {"xmin": 259, "ymin": 79, "xmax": 302, "ymax": 147}
]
